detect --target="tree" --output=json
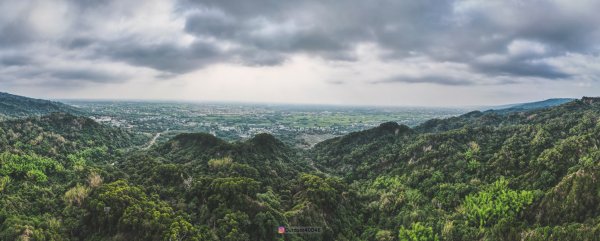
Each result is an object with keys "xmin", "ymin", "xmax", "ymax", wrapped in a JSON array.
[
  {"xmin": 462, "ymin": 177, "xmax": 534, "ymax": 229},
  {"xmin": 0, "ymin": 152, "xmax": 63, "ymax": 182},
  {"xmin": 217, "ymin": 211, "xmax": 250, "ymax": 241},
  {"xmin": 64, "ymin": 184, "xmax": 90, "ymax": 207},
  {"xmin": 164, "ymin": 217, "xmax": 207, "ymax": 241},
  {"xmin": 398, "ymin": 222, "xmax": 439, "ymax": 241},
  {"xmin": 0, "ymin": 175, "xmax": 9, "ymax": 192}
]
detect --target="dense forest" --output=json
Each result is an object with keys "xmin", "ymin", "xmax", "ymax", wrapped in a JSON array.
[{"xmin": 1, "ymin": 95, "xmax": 600, "ymax": 240}]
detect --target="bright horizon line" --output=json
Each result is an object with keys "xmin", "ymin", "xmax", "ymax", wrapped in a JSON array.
[
  {"xmin": 55, "ymin": 96, "xmax": 579, "ymax": 110},
  {"xmin": 3, "ymin": 90, "xmax": 580, "ymax": 110}
]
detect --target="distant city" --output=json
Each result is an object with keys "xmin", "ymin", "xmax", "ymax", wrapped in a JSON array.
[{"xmin": 63, "ymin": 100, "xmax": 468, "ymax": 148}]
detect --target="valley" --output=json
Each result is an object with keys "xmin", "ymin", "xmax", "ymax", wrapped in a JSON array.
[{"xmin": 63, "ymin": 100, "xmax": 466, "ymax": 148}]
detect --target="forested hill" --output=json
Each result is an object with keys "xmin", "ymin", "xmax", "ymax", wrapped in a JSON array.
[
  {"xmin": 313, "ymin": 97, "xmax": 600, "ymax": 179},
  {"xmin": 0, "ymin": 112, "xmax": 144, "ymax": 158},
  {"xmin": 310, "ymin": 97, "xmax": 600, "ymax": 240},
  {"xmin": 1, "ymin": 96, "xmax": 600, "ymax": 240},
  {"xmin": 0, "ymin": 92, "xmax": 79, "ymax": 119}
]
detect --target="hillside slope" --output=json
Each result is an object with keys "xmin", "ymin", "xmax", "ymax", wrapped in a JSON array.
[
  {"xmin": 486, "ymin": 98, "xmax": 575, "ymax": 113},
  {"xmin": 0, "ymin": 112, "xmax": 142, "ymax": 158},
  {"xmin": 311, "ymin": 97, "xmax": 600, "ymax": 240},
  {"xmin": 0, "ymin": 92, "xmax": 79, "ymax": 119}
]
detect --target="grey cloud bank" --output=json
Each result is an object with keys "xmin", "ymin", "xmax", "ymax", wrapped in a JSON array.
[{"xmin": 1, "ymin": 0, "xmax": 600, "ymax": 105}]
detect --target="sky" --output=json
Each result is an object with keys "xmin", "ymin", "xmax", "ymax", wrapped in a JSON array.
[{"xmin": 1, "ymin": 0, "xmax": 600, "ymax": 106}]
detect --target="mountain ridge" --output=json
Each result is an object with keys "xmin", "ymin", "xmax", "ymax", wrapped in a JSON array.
[
  {"xmin": 0, "ymin": 92, "xmax": 80, "ymax": 119},
  {"xmin": 485, "ymin": 98, "xmax": 575, "ymax": 113}
]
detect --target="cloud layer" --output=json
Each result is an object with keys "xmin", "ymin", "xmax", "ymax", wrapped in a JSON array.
[{"xmin": 1, "ymin": 0, "xmax": 600, "ymax": 104}]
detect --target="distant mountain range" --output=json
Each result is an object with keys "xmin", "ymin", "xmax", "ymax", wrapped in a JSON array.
[
  {"xmin": 484, "ymin": 98, "xmax": 575, "ymax": 113},
  {"xmin": 0, "ymin": 92, "xmax": 79, "ymax": 119}
]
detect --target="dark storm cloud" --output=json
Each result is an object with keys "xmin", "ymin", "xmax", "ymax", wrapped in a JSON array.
[
  {"xmin": 0, "ymin": 64, "xmax": 129, "ymax": 88},
  {"xmin": 1, "ymin": 0, "xmax": 600, "ymax": 86},
  {"xmin": 473, "ymin": 61, "xmax": 571, "ymax": 80},
  {"xmin": 374, "ymin": 75, "xmax": 476, "ymax": 86},
  {"xmin": 94, "ymin": 40, "xmax": 224, "ymax": 74},
  {"xmin": 0, "ymin": 23, "xmax": 36, "ymax": 46},
  {"xmin": 50, "ymin": 69, "xmax": 127, "ymax": 83},
  {"xmin": 177, "ymin": 0, "xmax": 600, "ymax": 83},
  {"xmin": 181, "ymin": 1, "xmax": 360, "ymax": 64},
  {"xmin": 0, "ymin": 55, "xmax": 33, "ymax": 67}
]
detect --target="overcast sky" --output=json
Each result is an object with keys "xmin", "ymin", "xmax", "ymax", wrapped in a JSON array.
[{"xmin": 1, "ymin": 0, "xmax": 600, "ymax": 106}]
